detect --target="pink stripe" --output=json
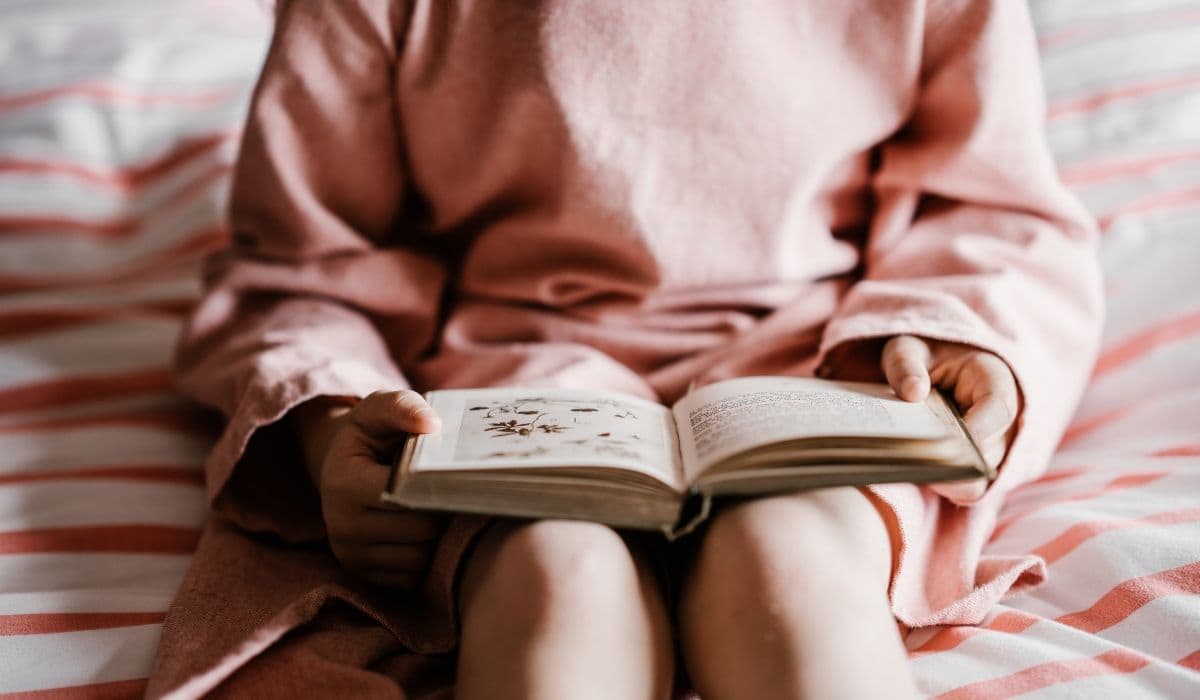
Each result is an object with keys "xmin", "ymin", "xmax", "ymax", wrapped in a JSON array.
[
  {"xmin": 0, "ymin": 216, "xmax": 137, "ymax": 238},
  {"xmin": 0, "ymin": 132, "xmax": 234, "ymax": 193},
  {"xmin": 1033, "ymin": 506, "xmax": 1200, "ymax": 566},
  {"xmin": 1179, "ymin": 649, "xmax": 1200, "ymax": 671},
  {"xmin": 0, "ymin": 301, "xmax": 193, "ymax": 339},
  {"xmin": 933, "ymin": 648, "xmax": 1150, "ymax": 700},
  {"xmin": 1056, "ymin": 561, "xmax": 1200, "ymax": 634},
  {"xmin": 1049, "ymin": 74, "xmax": 1200, "ymax": 121},
  {"xmin": 0, "ymin": 225, "xmax": 226, "ymax": 292},
  {"xmin": 1093, "ymin": 309, "xmax": 1200, "ymax": 378},
  {"xmin": 910, "ymin": 609, "xmax": 1040, "ymax": 656},
  {"xmin": 0, "ymin": 161, "xmax": 229, "ymax": 240},
  {"xmin": 0, "ymin": 465, "xmax": 203, "ymax": 486},
  {"xmin": 991, "ymin": 471, "xmax": 1170, "ymax": 540},
  {"xmin": 1038, "ymin": 6, "xmax": 1200, "ymax": 51},
  {"xmin": 0, "ymin": 408, "xmax": 217, "ymax": 435},
  {"xmin": 1097, "ymin": 186, "xmax": 1200, "ymax": 230},
  {"xmin": 1059, "ymin": 149, "xmax": 1200, "ymax": 188},
  {"xmin": 913, "ymin": 560, "xmax": 1200, "ymax": 659},
  {"xmin": 0, "ymin": 679, "xmax": 149, "ymax": 700},
  {"xmin": 1022, "ymin": 466, "xmax": 1090, "ymax": 487},
  {"xmin": 0, "ymin": 81, "xmax": 236, "ymax": 115},
  {"xmin": 1059, "ymin": 404, "xmax": 1135, "ymax": 449},
  {"xmin": 0, "ymin": 370, "xmax": 173, "ymax": 415},
  {"xmin": 0, "ymin": 612, "xmax": 165, "ymax": 636},
  {"xmin": 1152, "ymin": 443, "xmax": 1200, "ymax": 458},
  {"xmin": 0, "ymin": 525, "xmax": 200, "ymax": 555}
]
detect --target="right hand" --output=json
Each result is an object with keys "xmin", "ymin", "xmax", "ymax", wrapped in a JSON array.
[{"xmin": 291, "ymin": 390, "xmax": 448, "ymax": 589}]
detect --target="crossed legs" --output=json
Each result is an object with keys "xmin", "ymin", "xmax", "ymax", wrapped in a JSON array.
[{"xmin": 455, "ymin": 487, "xmax": 919, "ymax": 700}]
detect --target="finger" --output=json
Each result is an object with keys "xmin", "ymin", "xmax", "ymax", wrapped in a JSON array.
[
  {"xmin": 930, "ymin": 478, "xmax": 988, "ymax": 503},
  {"xmin": 320, "ymin": 453, "xmax": 394, "ymax": 504},
  {"xmin": 882, "ymin": 335, "xmax": 933, "ymax": 402},
  {"xmin": 960, "ymin": 353, "xmax": 1019, "ymax": 411},
  {"xmin": 962, "ymin": 392, "xmax": 1017, "ymax": 447},
  {"xmin": 350, "ymin": 390, "xmax": 441, "ymax": 439},
  {"xmin": 976, "ymin": 428, "xmax": 1011, "ymax": 470}
]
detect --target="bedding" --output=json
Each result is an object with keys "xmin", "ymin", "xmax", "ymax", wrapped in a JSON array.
[{"xmin": 0, "ymin": 0, "xmax": 1197, "ymax": 697}]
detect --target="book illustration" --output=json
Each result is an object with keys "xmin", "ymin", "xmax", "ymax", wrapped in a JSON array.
[{"xmin": 453, "ymin": 396, "xmax": 666, "ymax": 464}]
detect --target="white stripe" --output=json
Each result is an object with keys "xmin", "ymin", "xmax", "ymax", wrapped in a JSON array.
[
  {"xmin": 1041, "ymin": 30, "xmax": 1200, "ymax": 97},
  {"xmin": 913, "ymin": 612, "xmax": 1200, "ymax": 698},
  {"xmin": 0, "ymin": 424, "xmax": 210, "ymax": 473},
  {"xmin": 0, "ymin": 106, "xmax": 248, "ymax": 168},
  {"xmin": 1074, "ymin": 163, "xmax": 1200, "ymax": 216},
  {"xmin": 0, "ymin": 144, "xmax": 237, "ymax": 220},
  {"xmin": 999, "ymin": 463, "xmax": 1183, "ymax": 517},
  {"xmin": 0, "ymin": 480, "xmax": 205, "ymax": 530},
  {"xmin": 0, "ymin": 196, "xmax": 223, "ymax": 280},
  {"xmin": 1098, "ymin": 234, "xmax": 1200, "ymax": 339},
  {"xmin": 1015, "ymin": 651, "xmax": 1200, "ymax": 700},
  {"xmin": 1031, "ymin": 0, "xmax": 1198, "ymax": 33},
  {"xmin": 1002, "ymin": 521, "xmax": 1200, "ymax": 620},
  {"xmin": 0, "ymin": 317, "xmax": 178, "ymax": 387},
  {"xmin": 0, "ymin": 552, "xmax": 191, "ymax": 594},
  {"xmin": 1046, "ymin": 89, "xmax": 1200, "ymax": 162},
  {"xmin": 990, "ymin": 472, "xmax": 1200, "ymax": 554},
  {"xmin": 0, "ymin": 588, "xmax": 177, "ymax": 616},
  {"xmin": 0, "ymin": 276, "xmax": 199, "ymax": 312},
  {"xmin": 1092, "ymin": 593, "xmax": 1200, "ymax": 665},
  {"xmin": 1082, "ymin": 344, "xmax": 1200, "ymax": 423},
  {"xmin": 0, "ymin": 623, "xmax": 161, "ymax": 693},
  {"xmin": 0, "ymin": 393, "xmax": 209, "ymax": 432},
  {"xmin": 1061, "ymin": 390, "xmax": 1200, "ymax": 455}
]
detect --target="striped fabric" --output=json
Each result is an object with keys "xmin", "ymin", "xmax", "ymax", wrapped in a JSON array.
[
  {"xmin": 0, "ymin": 1, "xmax": 1196, "ymax": 697},
  {"xmin": 0, "ymin": 1, "xmax": 268, "ymax": 697}
]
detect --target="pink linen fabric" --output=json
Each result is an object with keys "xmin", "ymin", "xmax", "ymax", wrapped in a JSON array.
[{"xmin": 149, "ymin": 0, "xmax": 1102, "ymax": 696}]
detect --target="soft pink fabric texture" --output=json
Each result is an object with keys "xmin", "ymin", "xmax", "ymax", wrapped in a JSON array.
[{"xmin": 150, "ymin": 0, "xmax": 1102, "ymax": 696}]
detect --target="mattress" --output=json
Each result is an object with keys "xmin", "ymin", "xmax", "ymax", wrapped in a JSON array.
[{"xmin": 0, "ymin": 1, "xmax": 1197, "ymax": 697}]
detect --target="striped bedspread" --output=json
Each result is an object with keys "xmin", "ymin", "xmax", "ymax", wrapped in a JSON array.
[{"xmin": 1, "ymin": 1, "xmax": 1197, "ymax": 697}]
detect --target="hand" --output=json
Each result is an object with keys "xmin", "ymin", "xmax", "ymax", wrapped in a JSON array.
[
  {"xmin": 291, "ymin": 390, "xmax": 448, "ymax": 589},
  {"xmin": 881, "ymin": 335, "xmax": 1020, "ymax": 503}
]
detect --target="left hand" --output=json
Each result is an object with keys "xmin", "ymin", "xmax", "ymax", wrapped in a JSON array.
[{"xmin": 881, "ymin": 334, "xmax": 1020, "ymax": 503}]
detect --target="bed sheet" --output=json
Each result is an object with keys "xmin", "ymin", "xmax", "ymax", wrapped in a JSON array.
[{"xmin": 0, "ymin": 1, "xmax": 1197, "ymax": 698}]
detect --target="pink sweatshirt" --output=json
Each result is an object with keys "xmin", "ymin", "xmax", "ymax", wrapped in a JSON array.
[{"xmin": 151, "ymin": 0, "xmax": 1103, "ymax": 695}]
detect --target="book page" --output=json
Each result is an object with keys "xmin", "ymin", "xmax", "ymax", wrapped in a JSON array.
[
  {"xmin": 408, "ymin": 388, "xmax": 684, "ymax": 489},
  {"xmin": 671, "ymin": 377, "xmax": 951, "ymax": 480}
]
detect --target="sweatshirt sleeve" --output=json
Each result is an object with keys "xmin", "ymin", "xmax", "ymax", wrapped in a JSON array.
[
  {"xmin": 814, "ymin": 0, "xmax": 1104, "ymax": 501},
  {"xmin": 174, "ymin": 0, "xmax": 440, "ymax": 540}
]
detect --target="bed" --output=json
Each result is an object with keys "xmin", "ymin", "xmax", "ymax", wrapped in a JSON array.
[{"xmin": 1, "ymin": 1, "xmax": 1197, "ymax": 697}]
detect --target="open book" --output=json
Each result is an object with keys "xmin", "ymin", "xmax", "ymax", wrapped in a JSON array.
[{"xmin": 383, "ymin": 376, "xmax": 991, "ymax": 537}]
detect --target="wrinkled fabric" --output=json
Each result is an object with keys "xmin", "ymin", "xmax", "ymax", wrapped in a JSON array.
[{"xmin": 149, "ymin": 0, "xmax": 1103, "ymax": 696}]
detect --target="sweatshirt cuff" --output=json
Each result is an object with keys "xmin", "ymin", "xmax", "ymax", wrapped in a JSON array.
[{"xmin": 204, "ymin": 357, "xmax": 407, "ymax": 542}]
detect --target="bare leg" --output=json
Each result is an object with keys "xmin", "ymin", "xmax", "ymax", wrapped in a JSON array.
[
  {"xmin": 456, "ymin": 520, "xmax": 673, "ymax": 700},
  {"xmin": 679, "ymin": 487, "xmax": 919, "ymax": 700}
]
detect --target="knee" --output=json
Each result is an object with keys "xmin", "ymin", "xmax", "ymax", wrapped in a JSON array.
[
  {"xmin": 688, "ymin": 487, "xmax": 892, "ymax": 599},
  {"xmin": 463, "ymin": 520, "xmax": 640, "ymax": 619}
]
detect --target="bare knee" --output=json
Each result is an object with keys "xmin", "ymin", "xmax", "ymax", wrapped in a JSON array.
[
  {"xmin": 460, "ymin": 519, "xmax": 641, "ymax": 623},
  {"xmin": 686, "ymin": 487, "xmax": 893, "ymax": 603}
]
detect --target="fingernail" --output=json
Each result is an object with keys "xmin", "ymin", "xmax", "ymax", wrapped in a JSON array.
[{"xmin": 900, "ymin": 376, "xmax": 926, "ymax": 401}]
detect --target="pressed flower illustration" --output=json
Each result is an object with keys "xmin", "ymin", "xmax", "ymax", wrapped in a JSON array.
[{"xmin": 453, "ymin": 394, "xmax": 667, "ymax": 467}]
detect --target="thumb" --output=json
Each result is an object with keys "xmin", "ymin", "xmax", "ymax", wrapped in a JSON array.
[
  {"xmin": 929, "ymin": 478, "xmax": 988, "ymax": 504},
  {"xmin": 882, "ymin": 335, "xmax": 933, "ymax": 402},
  {"xmin": 349, "ymin": 390, "xmax": 441, "ymax": 440}
]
